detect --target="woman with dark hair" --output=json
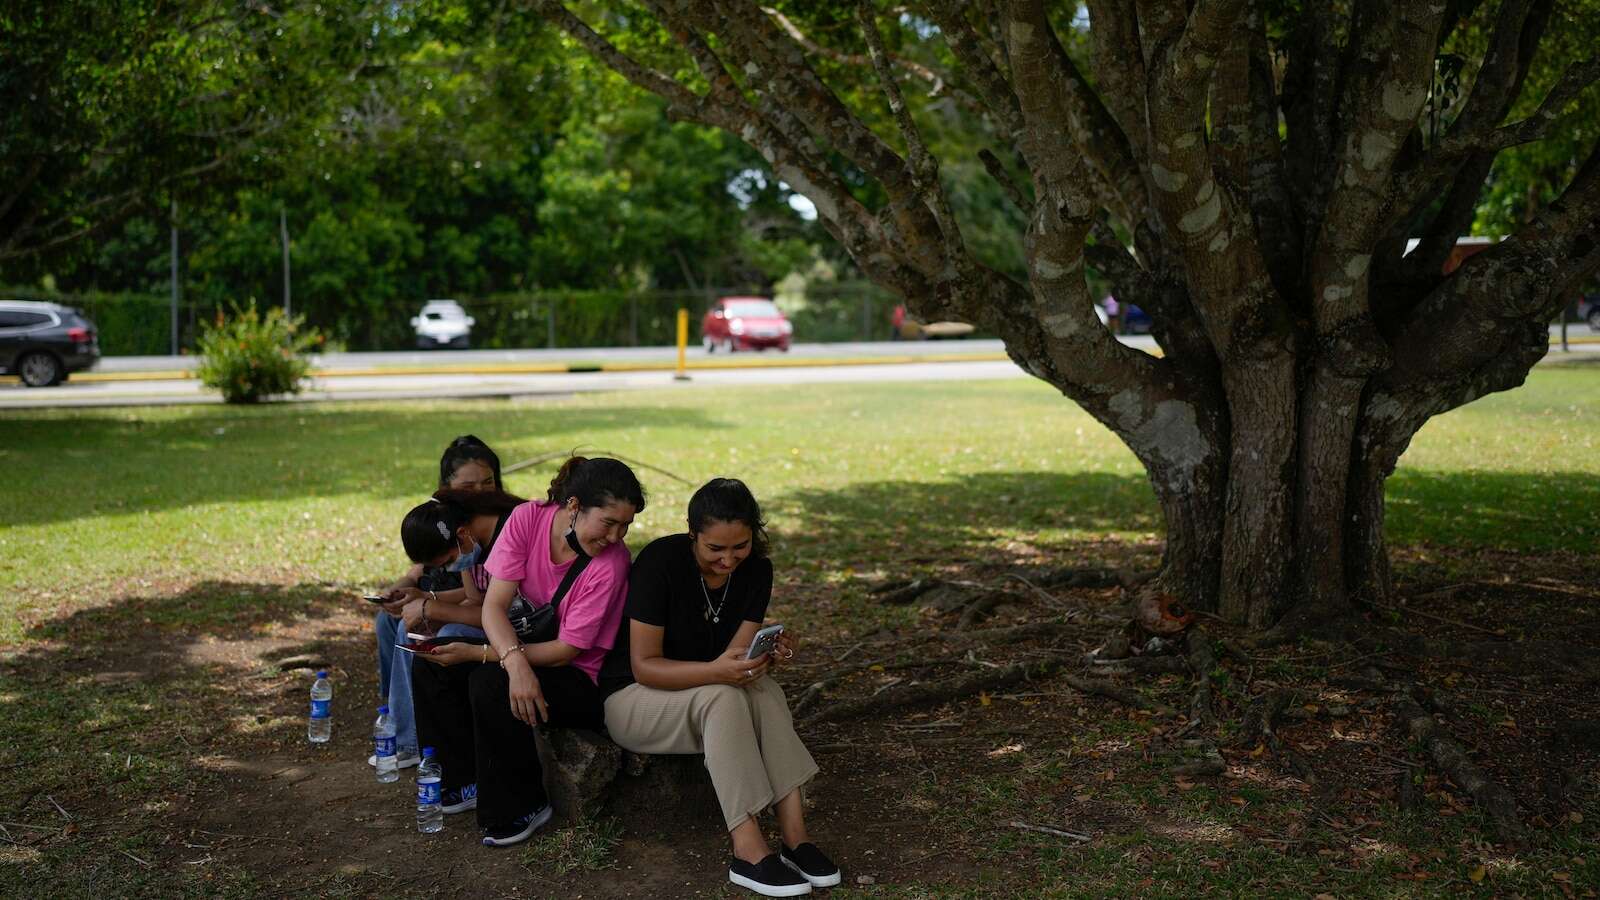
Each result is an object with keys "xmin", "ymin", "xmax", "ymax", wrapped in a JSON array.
[
  {"xmin": 418, "ymin": 456, "xmax": 644, "ymax": 847},
  {"xmin": 369, "ymin": 435, "xmax": 505, "ymax": 769},
  {"xmin": 389, "ymin": 488, "xmax": 524, "ymax": 814},
  {"xmin": 599, "ymin": 478, "xmax": 839, "ymax": 897}
]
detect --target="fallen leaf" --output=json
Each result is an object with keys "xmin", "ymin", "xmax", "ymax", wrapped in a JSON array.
[
  {"xmin": 979, "ymin": 692, "xmax": 992, "ymax": 707},
  {"xmin": 1469, "ymin": 865, "xmax": 1486, "ymax": 883},
  {"xmin": 1249, "ymin": 743, "xmax": 1266, "ymax": 758},
  {"xmin": 1570, "ymin": 811, "xmax": 1584, "ymax": 824},
  {"xmin": 986, "ymin": 743, "xmax": 1023, "ymax": 758}
]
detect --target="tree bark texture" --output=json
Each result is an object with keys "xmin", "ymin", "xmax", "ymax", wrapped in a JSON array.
[{"xmin": 539, "ymin": 0, "xmax": 1600, "ymax": 628}]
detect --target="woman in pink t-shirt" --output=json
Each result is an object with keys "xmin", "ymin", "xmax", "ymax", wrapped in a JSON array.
[{"xmin": 467, "ymin": 456, "xmax": 643, "ymax": 846}]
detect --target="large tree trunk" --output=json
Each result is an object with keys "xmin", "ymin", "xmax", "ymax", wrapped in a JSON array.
[{"xmin": 539, "ymin": 0, "xmax": 1600, "ymax": 634}]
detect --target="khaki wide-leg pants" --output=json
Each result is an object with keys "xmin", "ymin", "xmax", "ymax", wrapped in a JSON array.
[{"xmin": 604, "ymin": 677, "xmax": 819, "ymax": 831}]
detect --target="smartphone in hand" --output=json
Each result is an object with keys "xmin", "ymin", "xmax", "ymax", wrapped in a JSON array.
[
  {"xmin": 363, "ymin": 594, "xmax": 390, "ymax": 604},
  {"xmin": 745, "ymin": 623, "xmax": 784, "ymax": 660}
]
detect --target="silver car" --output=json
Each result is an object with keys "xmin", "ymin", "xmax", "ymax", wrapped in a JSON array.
[{"xmin": 411, "ymin": 299, "xmax": 474, "ymax": 349}]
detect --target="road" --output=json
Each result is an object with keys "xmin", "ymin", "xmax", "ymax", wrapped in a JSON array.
[
  {"xmin": 3, "ymin": 332, "xmax": 1594, "ymax": 410},
  {"xmin": 2, "ymin": 340, "xmax": 1033, "ymax": 409},
  {"xmin": 92, "ymin": 339, "xmax": 1016, "ymax": 373}
]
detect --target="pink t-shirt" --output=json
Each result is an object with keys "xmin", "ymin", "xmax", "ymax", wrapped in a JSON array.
[{"xmin": 483, "ymin": 501, "xmax": 630, "ymax": 684}]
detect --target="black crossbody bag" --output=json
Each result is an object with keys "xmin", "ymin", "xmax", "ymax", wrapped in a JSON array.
[{"xmin": 504, "ymin": 533, "xmax": 592, "ymax": 643}]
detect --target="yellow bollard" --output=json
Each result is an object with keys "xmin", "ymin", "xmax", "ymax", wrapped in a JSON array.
[{"xmin": 674, "ymin": 308, "xmax": 691, "ymax": 381}]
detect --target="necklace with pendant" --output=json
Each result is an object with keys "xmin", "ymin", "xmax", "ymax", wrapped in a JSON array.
[{"xmin": 700, "ymin": 570, "xmax": 733, "ymax": 624}]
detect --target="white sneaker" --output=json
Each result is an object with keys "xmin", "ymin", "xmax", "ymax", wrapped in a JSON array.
[{"xmin": 367, "ymin": 750, "xmax": 422, "ymax": 769}]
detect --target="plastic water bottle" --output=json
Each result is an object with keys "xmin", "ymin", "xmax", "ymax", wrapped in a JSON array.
[
  {"xmin": 307, "ymin": 670, "xmax": 333, "ymax": 743},
  {"xmin": 373, "ymin": 706, "xmax": 398, "ymax": 783},
  {"xmin": 415, "ymin": 747, "xmax": 443, "ymax": 833}
]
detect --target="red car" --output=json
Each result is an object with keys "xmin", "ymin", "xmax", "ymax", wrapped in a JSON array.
[{"xmin": 701, "ymin": 296, "xmax": 792, "ymax": 352}]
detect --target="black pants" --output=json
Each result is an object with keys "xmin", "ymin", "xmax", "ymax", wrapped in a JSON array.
[
  {"xmin": 411, "ymin": 654, "xmax": 481, "ymax": 793},
  {"xmin": 414, "ymin": 656, "xmax": 602, "ymax": 829}
]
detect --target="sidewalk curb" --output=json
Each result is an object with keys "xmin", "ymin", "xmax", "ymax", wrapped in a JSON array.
[{"xmin": 6, "ymin": 351, "xmax": 1015, "ymax": 384}]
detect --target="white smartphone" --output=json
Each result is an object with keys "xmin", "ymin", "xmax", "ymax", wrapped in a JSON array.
[{"xmin": 745, "ymin": 623, "xmax": 784, "ymax": 660}]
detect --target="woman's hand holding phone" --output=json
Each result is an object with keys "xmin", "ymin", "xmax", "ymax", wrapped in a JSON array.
[
  {"xmin": 426, "ymin": 641, "xmax": 484, "ymax": 667},
  {"xmin": 713, "ymin": 646, "xmax": 769, "ymax": 686},
  {"xmin": 768, "ymin": 629, "xmax": 797, "ymax": 670},
  {"xmin": 379, "ymin": 587, "xmax": 419, "ymax": 617}
]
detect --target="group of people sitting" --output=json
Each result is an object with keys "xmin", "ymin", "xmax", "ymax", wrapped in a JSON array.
[{"xmin": 370, "ymin": 436, "xmax": 838, "ymax": 897}]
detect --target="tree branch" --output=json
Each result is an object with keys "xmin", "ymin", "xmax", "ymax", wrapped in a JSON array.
[
  {"xmin": 1083, "ymin": 0, "xmax": 1147, "ymax": 162},
  {"xmin": 858, "ymin": 1, "xmax": 969, "ymax": 274},
  {"xmin": 1006, "ymin": 0, "xmax": 1145, "ymax": 231},
  {"xmin": 761, "ymin": 5, "xmax": 975, "ymax": 112},
  {"xmin": 530, "ymin": 1, "xmax": 703, "ymax": 117},
  {"xmin": 921, "ymin": 0, "xmax": 1025, "ymax": 138}
]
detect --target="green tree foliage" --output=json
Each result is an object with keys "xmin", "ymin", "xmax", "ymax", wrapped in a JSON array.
[
  {"xmin": 9, "ymin": 3, "xmax": 839, "ymax": 348},
  {"xmin": 0, "ymin": 0, "xmax": 378, "ymax": 262}
]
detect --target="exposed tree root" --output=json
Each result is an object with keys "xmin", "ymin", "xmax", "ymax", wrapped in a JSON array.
[
  {"xmin": 801, "ymin": 659, "xmax": 1063, "ymax": 726},
  {"xmin": 1257, "ymin": 611, "xmax": 1600, "ymax": 680},
  {"xmin": 872, "ymin": 579, "xmax": 944, "ymax": 605},
  {"xmin": 1169, "ymin": 740, "xmax": 1226, "ymax": 777},
  {"xmin": 957, "ymin": 592, "xmax": 1011, "ymax": 629},
  {"xmin": 1085, "ymin": 655, "xmax": 1190, "ymax": 677},
  {"xmin": 1059, "ymin": 674, "xmax": 1168, "ymax": 714},
  {"xmin": 1393, "ymin": 693, "xmax": 1527, "ymax": 843},
  {"xmin": 1239, "ymin": 689, "xmax": 1317, "ymax": 785},
  {"xmin": 1032, "ymin": 566, "xmax": 1128, "ymax": 589},
  {"xmin": 789, "ymin": 620, "xmax": 1084, "ymax": 719},
  {"xmin": 1185, "ymin": 635, "xmax": 1218, "ymax": 729}
]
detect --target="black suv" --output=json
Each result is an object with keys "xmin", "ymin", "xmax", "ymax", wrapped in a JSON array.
[{"xmin": 0, "ymin": 300, "xmax": 101, "ymax": 386}]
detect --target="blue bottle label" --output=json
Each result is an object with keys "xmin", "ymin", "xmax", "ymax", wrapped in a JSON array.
[
  {"xmin": 375, "ymin": 736, "xmax": 396, "ymax": 757},
  {"xmin": 417, "ymin": 780, "xmax": 441, "ymax": 805},
  {"xmin": 310, "ymin": 699, "xmax": 331, "ymax": 719}
]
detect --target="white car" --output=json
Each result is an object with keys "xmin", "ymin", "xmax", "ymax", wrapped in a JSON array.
[{"xmin": 411, "ymin": 300, "xmax": 474, "ymax": 349}]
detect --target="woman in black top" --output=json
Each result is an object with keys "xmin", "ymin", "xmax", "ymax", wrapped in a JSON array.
[{"xmin": 600, "ymin": 479, "xmax": 840, "ymax": 898}]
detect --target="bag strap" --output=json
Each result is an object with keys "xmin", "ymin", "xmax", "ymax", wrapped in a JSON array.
[{"xmin": 549, "ymin": 550, "xmax": 593, "ymax": 615}]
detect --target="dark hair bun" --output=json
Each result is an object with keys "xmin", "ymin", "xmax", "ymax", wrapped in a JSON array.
[{"xmin": 547, "ymin": 456, "xmax": 646, "ymax": 513}]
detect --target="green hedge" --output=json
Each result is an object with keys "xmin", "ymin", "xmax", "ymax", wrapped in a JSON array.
[{"xmin": 0, "ymin": 287, "xmax": 183, "ymax": 356}]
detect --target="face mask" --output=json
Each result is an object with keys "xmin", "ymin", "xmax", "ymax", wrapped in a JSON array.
[
  {"xmin": 445, "ymin": 537, "xmax": 481, "ymax": 572},
  {"xmin": 565, "ymin": 526, "xmax": 590, "ymax": 559}
]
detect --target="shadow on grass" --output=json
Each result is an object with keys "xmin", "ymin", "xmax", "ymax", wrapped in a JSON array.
[
  {"xmin": 774, "ymin": 467, "xmax": 1600, "ymax": 565},
  {"xmin": 25, "ymin": 579, "xmax": 352, "ymax": 643},
  {"xmin": 0, "ymin": 580, "xmax": 373, "ymax": 893},
  {"xmin": 1386, "ymin": 469, "xmax": 1600, "ymax": 552},
  {"xmin": 0, "ymin": 403, "xmax": 724, "ymax": 526},
  {"xmin": 773, "ymin": 471, "xmax": 1162, "ymax": 558}
]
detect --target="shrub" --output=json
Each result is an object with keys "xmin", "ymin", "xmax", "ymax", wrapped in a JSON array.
[{"xmin": 196, "ymin": 302, "xmax": 321, "ymax": 403}]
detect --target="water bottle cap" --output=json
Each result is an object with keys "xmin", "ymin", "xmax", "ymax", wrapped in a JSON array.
[
  {"xmin": 316, "ymin": 670, "xmax": 328, "ymax": 678},
  {"xmin": 421, "ymin": 747, "xmax": 436, "ymax": 757},
  {"xmin": 378, "ymin": 705, "xmax": 389, "ymax": 715}
]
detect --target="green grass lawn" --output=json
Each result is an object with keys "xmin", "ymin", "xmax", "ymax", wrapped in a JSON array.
[
  {"xmin": 1, "ymin": 368, "xmax": 1596, "ymax": 897},
  {"xmin": 3, "ymin": 368, "xmax": 1595, "ymax": 638}
]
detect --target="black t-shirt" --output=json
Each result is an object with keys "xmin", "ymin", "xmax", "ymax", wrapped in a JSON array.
[{"xmin": 598, "ymin": 533, "xmax": 773, "ymax": 697}]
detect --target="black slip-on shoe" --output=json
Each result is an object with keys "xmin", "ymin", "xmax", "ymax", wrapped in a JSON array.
[
  {"xmin": 780, "ymin": 842, "xmax": 841, "ymax": 888},
  {"xmin": 480, "ymin": 804, "xmax": 551, "ymax": 848},
  {"xmin": 729, "ymin": 853, "xmax": 812, "ymax": 897}
]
